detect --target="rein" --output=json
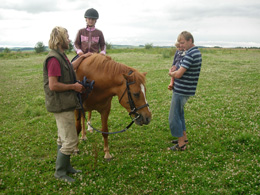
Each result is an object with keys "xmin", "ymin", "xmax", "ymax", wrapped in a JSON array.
[
  {"xmin": 88, "ymin": 114, "xmax": 140, "ymax": 135},
  {"xmin": 89, "ymin": 70, "xmax": 149, "ymax": 135},
  {"xmin": 77, "ymin": 76, "xmax": 95, "ymax": 120}
]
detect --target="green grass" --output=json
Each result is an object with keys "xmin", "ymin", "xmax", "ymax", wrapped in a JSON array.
[{"xmin": 0, "ymin": 48, "xmax": 259, "ymax": 194}]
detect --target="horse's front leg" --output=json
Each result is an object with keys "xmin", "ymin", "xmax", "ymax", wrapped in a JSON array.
[
  {"xmin": 87, "ymin": 111, "xmax": 93, "ymax": 133},
  {"xmin": 101, "ymin": 110, "xmax": 112, "ymax": 160}
]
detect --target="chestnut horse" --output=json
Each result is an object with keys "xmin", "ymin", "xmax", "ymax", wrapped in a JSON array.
[{"xmin": 75, "ymin": 53, "xmax": 152, "ymax": 159}]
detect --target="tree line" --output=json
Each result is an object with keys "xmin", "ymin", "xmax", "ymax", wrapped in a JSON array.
[{"xmin": 0, "ymin": 42, "xmax": 156, "ymax": 54}]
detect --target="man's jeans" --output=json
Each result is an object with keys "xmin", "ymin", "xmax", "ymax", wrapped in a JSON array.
[{"xmin": 169, "ymin": 93, "xmax": 189, "ymax": 137}]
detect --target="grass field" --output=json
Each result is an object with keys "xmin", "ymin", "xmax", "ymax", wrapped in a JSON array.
[{"xmin": 0, "ymin": 48, "xmax": 259, "ymax": 194}]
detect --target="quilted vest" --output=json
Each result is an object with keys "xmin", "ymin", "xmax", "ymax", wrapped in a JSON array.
[{"xmin": 43, "ymin": 50, "xmax": 81, "ymax": 113}]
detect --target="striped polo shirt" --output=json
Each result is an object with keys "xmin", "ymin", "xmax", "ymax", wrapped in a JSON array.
[{"xmin": 173, "ymin": 46, "xmax": 202, "ymax": 96}]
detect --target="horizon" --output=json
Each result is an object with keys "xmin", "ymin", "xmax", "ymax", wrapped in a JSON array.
[{"xmin": 1, "ymin": 44, "xmax": 260, "ymax": 49}]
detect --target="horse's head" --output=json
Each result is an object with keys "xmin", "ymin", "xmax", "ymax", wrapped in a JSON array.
[{"xmin": 118, "ymin": 70, "xmax": 152, "ymax": 126}]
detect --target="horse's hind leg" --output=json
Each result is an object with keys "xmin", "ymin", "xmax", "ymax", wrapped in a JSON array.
[
  {"xmin": 87, "ymin": 111, "xmax": 93, "ymax": 133},
  {"xmin": 74, "ymin": 109, "xmax": 82, "ymax": 153},
  {"xmin": 81, "ymin": 111, "xmax": 87, "ymax": 140}
]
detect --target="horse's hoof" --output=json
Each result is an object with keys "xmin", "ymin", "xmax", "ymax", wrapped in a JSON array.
[
  {"xmin": 104, "ymin": 153, "xmax": 112, "ymax": 160},
  {"xmin": 81, "ymin": 137, "xmax": 87, "ymax": 141},
  {"xmin": 87, "ymin": 128, "xmax": 93, "ymax": 133},
  {"xmin": 105, "ymin": 158, "xmax": 113, "ymax": 162}
]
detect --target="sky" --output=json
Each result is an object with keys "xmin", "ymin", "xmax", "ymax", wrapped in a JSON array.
[{"xmin": 0, "ymin": 0, "xmax": 260, "ymax": 48}]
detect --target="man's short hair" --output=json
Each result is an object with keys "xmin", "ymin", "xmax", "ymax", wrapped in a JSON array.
[{"xmin": 177, "ymin": 31, "xmax": 194, "ymax": 43}]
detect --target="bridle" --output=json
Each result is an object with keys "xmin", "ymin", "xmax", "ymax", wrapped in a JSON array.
[
  {"xmin": 118, "ymin": 70, "xmax": 149, "ymax": 119},
  {"xmin": 88, "ymin": 70, "xmax": 149, "ymax": 135}
]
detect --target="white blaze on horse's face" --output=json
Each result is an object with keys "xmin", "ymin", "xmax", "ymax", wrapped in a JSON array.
[{"xmin": 140, "ymin": 84, "xmax": 150, "ymax": 112}]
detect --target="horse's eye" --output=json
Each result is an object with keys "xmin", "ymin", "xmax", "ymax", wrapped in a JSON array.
[{"xmin": 133, "ymin": 93, "xmax": 140, "ymax": 98}]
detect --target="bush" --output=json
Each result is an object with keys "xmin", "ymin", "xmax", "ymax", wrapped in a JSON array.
[
  {"xmin": 145, "ymin": 43, "xmax": 153, "ymax": 49},
  {"xmin": 4, "ymin": 47, "xmax": 11, "ymax": 53},
  {"xmin": 34, "ymin": 42, "xmax": 45, "ymax": 53},
  {"xmin": 162, "ymin": 48, "xmax": 176, "ymax": 58},
  {"xmin": 106, "ymin": 42, "xmax": 112, "ymax": 50}
]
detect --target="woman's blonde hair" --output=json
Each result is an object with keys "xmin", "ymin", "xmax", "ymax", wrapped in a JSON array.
[{"xmin": 48, "ymin": 26, "xmax": 68, "ymax": 50}]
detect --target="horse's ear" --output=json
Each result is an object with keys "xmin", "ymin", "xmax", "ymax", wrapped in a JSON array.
[
  {"xmin": 143, "ymin": 72, "xmax": 148, "ymax": 76},
  {"xmin": 123, "ymin": 74, "xmax": 128, "ymax": 80},
  {"xmin": 123, "ymin": 70, "xmax": 135, "ymax": 80}
]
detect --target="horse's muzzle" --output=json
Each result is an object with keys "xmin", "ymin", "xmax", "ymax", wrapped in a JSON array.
[{"xmin": 134, "ymin": 114, "xmax": 151, "ymax": 126}]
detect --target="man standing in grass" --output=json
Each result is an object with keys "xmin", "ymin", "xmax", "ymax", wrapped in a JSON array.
[
  {"xmin": 43, "ymin": 26, "xmax": 91, "ymax": 182},
  {"xmin": 168, "ymin": 31, "xmax": 202, "ymax": 151}
]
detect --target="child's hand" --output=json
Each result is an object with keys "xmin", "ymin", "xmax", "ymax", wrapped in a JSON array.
[
  {"xmin": 168, "ymin": 84, "xmax": 173, "ymax": 90},
  {"xmin": 78, "ymin": 52, "xmax": 84, "ymax": 56},
  {"xmin": 83, "ymin": 52, "xmax": 93, "ymax": 58},
  {"xmin": 171, "ymin": 66, "xmax": 177, "ymax": 72},
  {"xmin": 168, "ymin": 71, "xmax": 174, "ymax": 77}
]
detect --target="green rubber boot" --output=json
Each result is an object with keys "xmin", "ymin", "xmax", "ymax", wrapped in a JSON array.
[
  {"xmin": 67, "ymin": 163, "xmax": 82, "ymax": 174},
  {"xmin": 54, "ymin": 150, "xmax": 75, "ymax": 183},
  {"xmin": 57, "ymin": 145, "xmax": 82, "ymax": 174}
]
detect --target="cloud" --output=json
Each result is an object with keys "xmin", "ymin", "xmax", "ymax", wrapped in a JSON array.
[
  {"xmin": 0, "ymin": 0, "xmax": 58, "ymax": 13},
  {"xmin": 163, "ymin": 1, "xmax": 260, "ymax": 21},
  {"xmin": 0, "ymin": 0, "xmax": 91, "ymax": 14},
  {"xmin": 0, "ymin": 0, "xmax": 260, "ymax": 47}
]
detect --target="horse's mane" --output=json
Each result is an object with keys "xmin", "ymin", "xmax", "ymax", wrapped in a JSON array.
[{"xmin": 85, "ymin": 53, "xmax": 146, "ymax": 84}]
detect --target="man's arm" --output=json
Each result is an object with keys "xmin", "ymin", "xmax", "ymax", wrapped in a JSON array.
[
  {"xmin": 168, "ymin": 67, "xmax": 187, "ymax": 79},
  {"xmin": 49, "ymin": 76, "xmax": 84, "ymax": 93}
]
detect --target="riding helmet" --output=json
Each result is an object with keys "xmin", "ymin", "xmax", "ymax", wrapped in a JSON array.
[{"xmin": 84, "ymin": 8, "xmax": 99, "ymax": 19}]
